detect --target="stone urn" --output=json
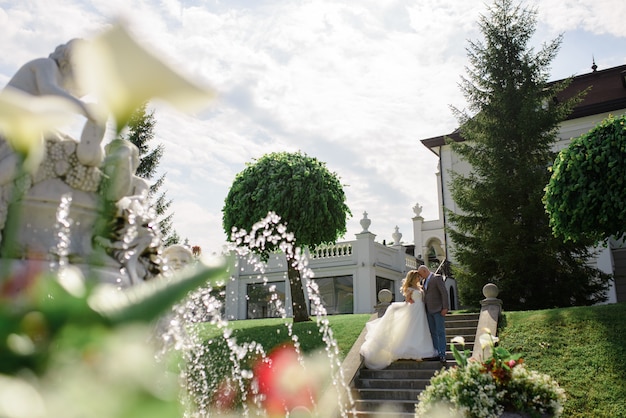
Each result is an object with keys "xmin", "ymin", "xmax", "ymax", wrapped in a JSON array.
[{"xmin": 360, "ymin": 211, "xmax": 371, "ymax": 233}]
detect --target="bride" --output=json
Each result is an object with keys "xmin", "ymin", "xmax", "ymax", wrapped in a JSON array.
[{"xmin": 360, "ymin": 269, "xmax": 436, "ymax": 369}]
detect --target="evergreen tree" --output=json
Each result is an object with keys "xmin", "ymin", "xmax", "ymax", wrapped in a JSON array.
[
  {"xmin": 447, "ymin": 0, "xmax": 610, "ymax": 310},
  {"xmin": 124, "ymin": 104, "xmax": 180, "ymax": 246}
]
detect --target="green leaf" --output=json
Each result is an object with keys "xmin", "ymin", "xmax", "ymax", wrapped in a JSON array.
[{"xmin": 91, "ymin": 257, "xmax": 228, "ymax": 325}]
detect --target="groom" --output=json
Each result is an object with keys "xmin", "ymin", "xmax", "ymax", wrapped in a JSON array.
[{"xmin": 417, "ymin": 265, "xmax": 449, "ymax": 363}]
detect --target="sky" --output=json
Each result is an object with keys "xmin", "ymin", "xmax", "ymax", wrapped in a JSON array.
[{"xmin": 1, "ymin": 0, "xmax": 625, "ymax": 256}]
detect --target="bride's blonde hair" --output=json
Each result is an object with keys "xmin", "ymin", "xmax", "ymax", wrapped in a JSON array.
[{"xmin": 401, "ymin": 270, "xmax": 422, "ymax": 299}]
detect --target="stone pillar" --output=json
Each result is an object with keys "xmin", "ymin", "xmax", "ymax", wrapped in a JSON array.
[
  {"xmin": 435, "ymin": 164, "xmax": 444, "ymax": 223},
  {"xmin": 472, "ymin": 283, "xmax": 502, "ymax": 360},
  {"xmin": 355, "ymin": 212, "xmax": 377, "ymax": 314},
  {"xmin": 412, "ymin": 203, "xmax": 425, "ymax": 260}
]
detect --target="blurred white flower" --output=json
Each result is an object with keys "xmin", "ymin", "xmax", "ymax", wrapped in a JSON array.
[
  {"xmin": 479, "ymin": 332, "xmax": 499, "ymax": 350},
  {"xmin": 6, "ymin": 333, "xmax": 36, "ymax": 356},
  {"xmin": 0, "ymin": 374, "xmax": 46, "ymax": 418},
  {"xmin": 73, "ymin": 23, "xmax": 216, "ymax": 131},
  {"xmin": 451, "ymin": 336, "xmax": 465, "ymax": 346},
  {"xmin": 0, "ymin": 87, "xmax": 78, "ymax": 172}
]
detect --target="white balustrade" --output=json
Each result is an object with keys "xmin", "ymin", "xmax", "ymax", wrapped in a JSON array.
[{"xmin": 311, "ymin": 243, "xmax": 353, "ymax": 259}]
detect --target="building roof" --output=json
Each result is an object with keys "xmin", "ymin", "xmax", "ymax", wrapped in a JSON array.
[{"xmin": 421, "ymin": 63, "xmax": 626, "ymax": 150}]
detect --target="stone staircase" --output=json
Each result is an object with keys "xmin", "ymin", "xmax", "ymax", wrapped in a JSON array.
[{"xmin": 349, "ymin": 312, "xmax": 479, "ymax": 417}]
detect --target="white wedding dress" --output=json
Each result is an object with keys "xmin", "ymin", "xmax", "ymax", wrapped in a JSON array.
[{"xmin": 360, "ymin": 288, "xmax": 436, "ymax": 370}]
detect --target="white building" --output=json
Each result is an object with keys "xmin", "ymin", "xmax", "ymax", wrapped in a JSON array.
[
  {"xmin": 223, "ymin": 212, "xmax": 459, "ymax": 320},
  {"xmin": 419, "ymin": 63, "xmax": 626, "ymax": 304}
]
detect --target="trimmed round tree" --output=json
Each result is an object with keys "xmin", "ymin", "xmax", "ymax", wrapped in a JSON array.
[
  {"xmin": 222, "ymin": 151, "xmax": 351, "ymax": 322},
  {"xmin": 544, "ymin": 114, "xmax": 626, "ymax": 244}
]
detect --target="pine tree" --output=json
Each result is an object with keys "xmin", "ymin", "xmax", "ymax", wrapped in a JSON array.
[
  {"xmin": 123, "ymin": 104, "xmax": 180, "ymax": 247},
  {"xmin": 447, "ymin": 0, "xmax": 610, "ymax": 310}
]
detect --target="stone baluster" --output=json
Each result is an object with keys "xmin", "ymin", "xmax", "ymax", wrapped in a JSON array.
[{"xmin": 472, "ymin": 283, "xmax": 502, "ymax": 360}]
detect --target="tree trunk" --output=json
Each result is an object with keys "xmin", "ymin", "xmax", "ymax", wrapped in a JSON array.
[{"xmin": 286, "ymin": 257, "xmax": 310, "ymax": 322}]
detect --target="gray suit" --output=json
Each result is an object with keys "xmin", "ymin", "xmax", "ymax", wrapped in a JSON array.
[
  {"xmin": 422, "ymin": 273, "xmax": 449, "ymax": 359},
  {"xmin": 423, "ymin": 273, "xmax": 449, "ymax": 313}
]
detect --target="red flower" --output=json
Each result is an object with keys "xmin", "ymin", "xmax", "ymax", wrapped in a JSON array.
[{"xmin": 252, "ymin": 344, "xmax": 315, "ymax": 417}]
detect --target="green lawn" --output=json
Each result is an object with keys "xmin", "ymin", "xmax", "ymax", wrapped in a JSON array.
[
  {"xmin": 499, "ymin": 303, "xmax": 626, "ymax": 418},
  {"xmin": 183, "ymin": 313, "xmax": 372, "ymax": 411},
  {"xmin": 190, "ymin": 313, "xmax": 371, "ymax": 358},
  {"xmin": 190, "ymin": 304, "xmax": 626, "ymax": 417}
]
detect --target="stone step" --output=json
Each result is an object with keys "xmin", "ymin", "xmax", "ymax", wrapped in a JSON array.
[
  {"xmin": 357, "ymin": 377, "xmax": 431, "ymax": 390},
  {"xmin": 446, "ymin": 312, "xmax": 480, "ymax": 322},
  {"xmin": 350, "ymin": 410, "xmax": 415, "ymax": 418},
  {"xmin": 356, "ymin": 387, "xmax": 422, "ymax": 401},
  {"xmin": 445, "ymin": 326, "xmax": 478, "ymax": 337},
  {"xmin": 353, "ymin": 360, "xmax": 450, "ymax": 408},
  {"xmin": 349, "ymin": 312, "xmax": 480, "ymax": 416},
  {"xmin": 446, "ymin": 315, "xmax": 478, "ymax": 328},
  {"xmin": 380, "ymin": 360, "xmax": 444, "ymax": 370},
  {"xmin": 352, "ymin": 398, "xmax": 418, "ymax": 414}
]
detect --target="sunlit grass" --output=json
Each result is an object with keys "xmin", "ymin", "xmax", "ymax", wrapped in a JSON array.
[
  {"xmin": 193, "ymin": 305, "xmax": 626, "ymax": 417},
  {"xmin": 193, "ymin": 314, "xmax": 371, "ymax": 359},
  {"xmin": 499, "ymin": 303, "xmax": 626, "ymax": 418}
]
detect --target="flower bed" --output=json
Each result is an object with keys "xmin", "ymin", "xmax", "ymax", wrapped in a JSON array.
[{"xmin": 416, "ymin": 330, "xmax": 566, "ymax": 418}]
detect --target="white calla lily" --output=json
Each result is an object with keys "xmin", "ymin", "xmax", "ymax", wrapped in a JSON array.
[
  {"xmin": 478, "ymin": 331, "xmax": 500, "ymax": 350},
  {"xmin": 479, "ymin": 333, "xmax": 493, "ymax": 350},
  {"xmin": 73, "ymin": 23, "xmax": 216, "ymax": 131},
  {"xmin": 451, "ymin": 336, "xmax": 465, "ymax": 346},
  {"xmin": 0, "ymin": 87, "xmax": 78, "ymax": 172}
]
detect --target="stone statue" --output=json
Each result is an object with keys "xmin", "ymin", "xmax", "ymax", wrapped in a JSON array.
[
  {"xmin": 4, "ymin": 39, "xmax": 106, "ymax": 167},
  {"xmin": 102, "ymin": 139, "xmax": 150, "ymax": 202},
  {"xmin": 93, "ymin": 139, "xmax": 164, "ymax": 284},
  {"xmin": 162, "ymin": 245, "xmax": 193, "ymax": 273},
  {"xmin": 0, "ymin": 40, "xmax": 162, "ymax": 286}
]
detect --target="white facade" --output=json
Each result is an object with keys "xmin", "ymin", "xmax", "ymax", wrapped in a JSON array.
[
  {"xmin": 420, "ymin": 64, "xmax": 626, "ymax": 305},
  {"xmin": 223, "ymin": 213, "xmax": 459, "ymax": 320}
]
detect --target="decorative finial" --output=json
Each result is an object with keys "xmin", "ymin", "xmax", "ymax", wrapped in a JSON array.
[
  {"xmin": 360, "ymin": 211, "xmax": 371, "ymax": 233},
  {"xmin": 412, "ymin": 203, "xmax": 423, "ymax": 217},
  {"xmin": 392, "ymin": 225, "xmax": 402, "ymax": 245},
  {"xmin": 591, "ymin": 55, "xmax": 597, "ymax": 72}
]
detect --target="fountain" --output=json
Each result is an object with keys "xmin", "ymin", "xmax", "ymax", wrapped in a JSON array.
[
  {"xmin": 160, "ymin": 213, "xmax": 353, "ymax": 417},
  {"xmin": 0, "ymin": 26, "xmax": 355, "ymax": 418}
]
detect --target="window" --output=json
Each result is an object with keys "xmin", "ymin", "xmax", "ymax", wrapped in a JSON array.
[
  {"xmin": 311, "ymin": 275, "xmax": 353, "ymax": 315},
  {"xmin": 246, "ymin": 281, "xmax": 286, "ymax": 319}
]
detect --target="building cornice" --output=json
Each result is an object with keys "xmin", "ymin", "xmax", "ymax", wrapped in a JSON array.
[{"xmin": 420, "ymin": 64, "xmax": 626, "ymax": 150}]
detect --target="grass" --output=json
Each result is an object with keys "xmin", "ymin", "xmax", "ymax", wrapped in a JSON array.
[
  {"xmin": 499, "ymin": 302, "xmax": 626, "ymax": 418},
  {"xmin": 183, "ymin": 314, "xmax": 371, "ymax": 411},
  {"xmin": 190, "ymin": 304, "xmax": 626, "ymax": 417},
  {"xmin": 191, "ymin": 313, "xmax": 371, "ymax": 358}
]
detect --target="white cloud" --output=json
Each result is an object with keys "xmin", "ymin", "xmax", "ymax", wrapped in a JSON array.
[
  {"xmin": 539, "ymin": 0, "xmax": 626, "ymax": 37},
  {"xmin": 1, "ymin": 0, "xmax": 624, "ymax": 254}
]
